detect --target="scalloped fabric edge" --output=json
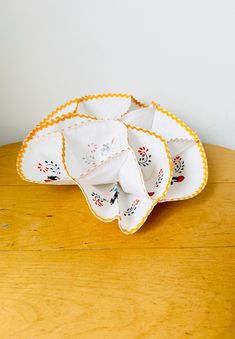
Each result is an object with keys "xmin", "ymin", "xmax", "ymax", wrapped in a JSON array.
[
  {"xmin": 61, "ymin": 125, "xmax": 173, "ymax": 235},
  {"xmin": 17, "ymin": 93, "xmax": 207, "ymax": 204},
  {"xmin": 151, "ymin": 101, "xmax": 208, "ymax": 201}
]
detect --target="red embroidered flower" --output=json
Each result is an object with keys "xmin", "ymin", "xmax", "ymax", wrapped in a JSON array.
[
  {"xmin": 176, "ymin": 175, "xmax": 184, "ymax": 182},
  {"xmin": 37, "ymin": 163, "xmax": 49, "ymax": 172},
  {"xmin": 95, "ymin": 199, "xmax": 103, "ymax": 207},
  {"xmin": 132, "ymin": 199, "xmax": 140, "ymax": 206},
  {"xmin": 138, "ymin": 146, "xmax": 149, "ymax": 156},
  {"xmin": 173, "ymin": 155, "xmax": 182, "ymax": 164}
]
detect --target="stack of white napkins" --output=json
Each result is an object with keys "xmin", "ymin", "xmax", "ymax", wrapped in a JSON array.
[{"xmin": 17, "ymin": 94, "xmax": 208, "ymax": 234}]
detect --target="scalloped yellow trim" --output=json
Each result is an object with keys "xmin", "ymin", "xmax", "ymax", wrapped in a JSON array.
[
  {"xmin": 17, "ymin": 93, "xmax": 207, "ymax": 205},
  {"xmin": 152, "ymin": 101, "xmax": 208, "ymax": 201},
  {"xmin": 41, "ymin": 93, "xmax": 146, "ymax": 126},
  {"xmin": 36, "ymin": 99, "xmax": 79, "ymax": 131},
  {"xmin": 16, "ymin": 99, "xmax": 173, "ymax": 233},
  {"xmin": 61, "ymin": 124, "xmax": 173, "ymax": 235},
  {"xmin": 16, "ymin": 93, "xmax": 145, "ymax": 183},
  {"xmin": 16, "ymin": 112, "xmax": 97, "ymax": 183}
]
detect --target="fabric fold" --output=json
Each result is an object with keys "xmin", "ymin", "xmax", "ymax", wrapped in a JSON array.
[{"xmin": 17, "ymin": 93, "xmax": 208, "ymax": 233}]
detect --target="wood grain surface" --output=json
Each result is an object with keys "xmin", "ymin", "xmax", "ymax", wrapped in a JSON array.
[{"xmin": 0, "ymin": 142, "xmax": 234, "ymax": 338}]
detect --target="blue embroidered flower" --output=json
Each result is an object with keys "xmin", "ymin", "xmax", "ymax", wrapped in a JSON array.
[{"xmin": 101, "ymin": 143, "xmax": 111, "ymax": 156}]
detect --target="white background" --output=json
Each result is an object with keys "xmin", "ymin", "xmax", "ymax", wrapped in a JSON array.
[{"xmin": 0, "ymin": 0, "xmax": 234, "ymax": 148}]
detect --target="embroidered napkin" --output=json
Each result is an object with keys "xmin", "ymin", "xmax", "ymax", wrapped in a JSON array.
[
  {"xmin": 17, "ymin": 93, "xmax": 208, "ymax": 234},
  {"xmin": 18, "ymin": 119, "xmax": 172, "ymax": 234}
]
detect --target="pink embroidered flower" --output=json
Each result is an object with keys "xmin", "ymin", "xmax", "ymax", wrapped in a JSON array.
[
  {"xmin": 37, "ymin": 163, "xmax": 49, "ymax": 173},
  {"xmin": 155, "ymin": 168, "xmax": 164, "ymax": 188},
  {"xmin": 88, "ymin": 143, "xmax": 98, "ymax": 153},
  {"xmin": 91, "ymin": 192, "xmax": 107, "ymax": 207},
  {"xmin": 138, "ymin": 146, "xmax": 149, "ymax": 156},
  {"xmin": 95, "ymin": 199, "xmax": 103, "ymax": 207},
  {"xmin": 132, "ymin": 199, "xmax": 140, "ymax": 206}
]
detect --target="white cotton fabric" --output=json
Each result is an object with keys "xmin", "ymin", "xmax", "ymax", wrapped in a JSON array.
[
  {"xmin": 20, "ymin": 119, "xmax": 172, "ymax": 233},
  {"xmin": 18, "ymin": 94, "xmax": 208, "ymax": 233}
]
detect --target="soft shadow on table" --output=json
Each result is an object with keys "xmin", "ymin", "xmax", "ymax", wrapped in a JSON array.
[{"xmin": 137, "ymin": 182, "xmax": 214, "ymax": 236}]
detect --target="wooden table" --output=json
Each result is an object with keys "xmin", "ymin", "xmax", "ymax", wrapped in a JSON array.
[{"xmin": 0, "ymin": 142, "xmax": 234, "ymax": 338}]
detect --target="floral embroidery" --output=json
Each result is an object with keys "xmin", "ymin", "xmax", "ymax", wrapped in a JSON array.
[
  {"xmin": 138, "ymin": 146, "xmax": 148, "ymax": 156},
  {"xmin": 148, "ymin": 169, "xmax": 164, "ymax": 197},
  {"xmin": 132, "ymin": 199, "xmax": 140, "ymax": 206},
  {"xmin": 37, "ymin": 160, "xmax": 61, "ymax": 182},
  {"xmin": 138, "ymin": 146, "xmax": 152, "ymax": 167},
  {"xmin": 83, "ymin": 138, "xmax": 115, "ymax": 165},
  {"xmin": 88, "ymin": 143, "xmax": 98, "ymax": 153},
  {"xmin": 110, "ymin": 184, "xmax": 119, "ymax": 205},
  {"xmin": 155, "ymin": 169, "xmax": 164, "ymax": 187},
  {"xmin": 91, "ymin": 192, "xmax": 108, "ymax": 207},
  {"xmin": 38, "ymin": 163, "xmax": 49, "ymax": 173},
  {"xmin": 171, "ymin": 156, "xmax": 185, "ymax": 184},
  {"xmin": 124, "ymin": 199, "xmax": 140, "ymax": 216},
  {"xmin": 82, "ymin": 152, "xmax": 96, "ymax": 165},
  {"xmin": 100, "ymin": 143, "xmax": 111, "ymax": 156}
]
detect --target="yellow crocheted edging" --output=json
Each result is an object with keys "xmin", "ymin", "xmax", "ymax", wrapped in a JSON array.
[
  {"xmin": 20, "ymin": 93, "xmax": 142, "ymax": 140},
  {"xmin": 37, "ymin": 98, "xmax": 78, "ymax": 128},
  {"xmin": 16, "ymin": 93, "xmax": 145, "ymax": 184},
  {"xmin": 152, "ymin": 101, "xmax": 208, "ymax": 201},
  {"xmin": 122, "ymin": 124, "xmax": 173, "ymax": 234},
  {"xmin": 16, "ymin": 111, "xmax": 97, "ymax": 183},
  {"xmin": 61, "ymin": 125, "xmax": 173, "ymax": 235},
  {"xmin": 78, "ymin": 93, "xmax": 146, "ymax": 108},
  {"xmin": 41, "ymin": 93, "xmax": 146, "ymax": 125},
  {"xmin": 17, "ymin": 92, "xmax": 207, "ymax": 203}
]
